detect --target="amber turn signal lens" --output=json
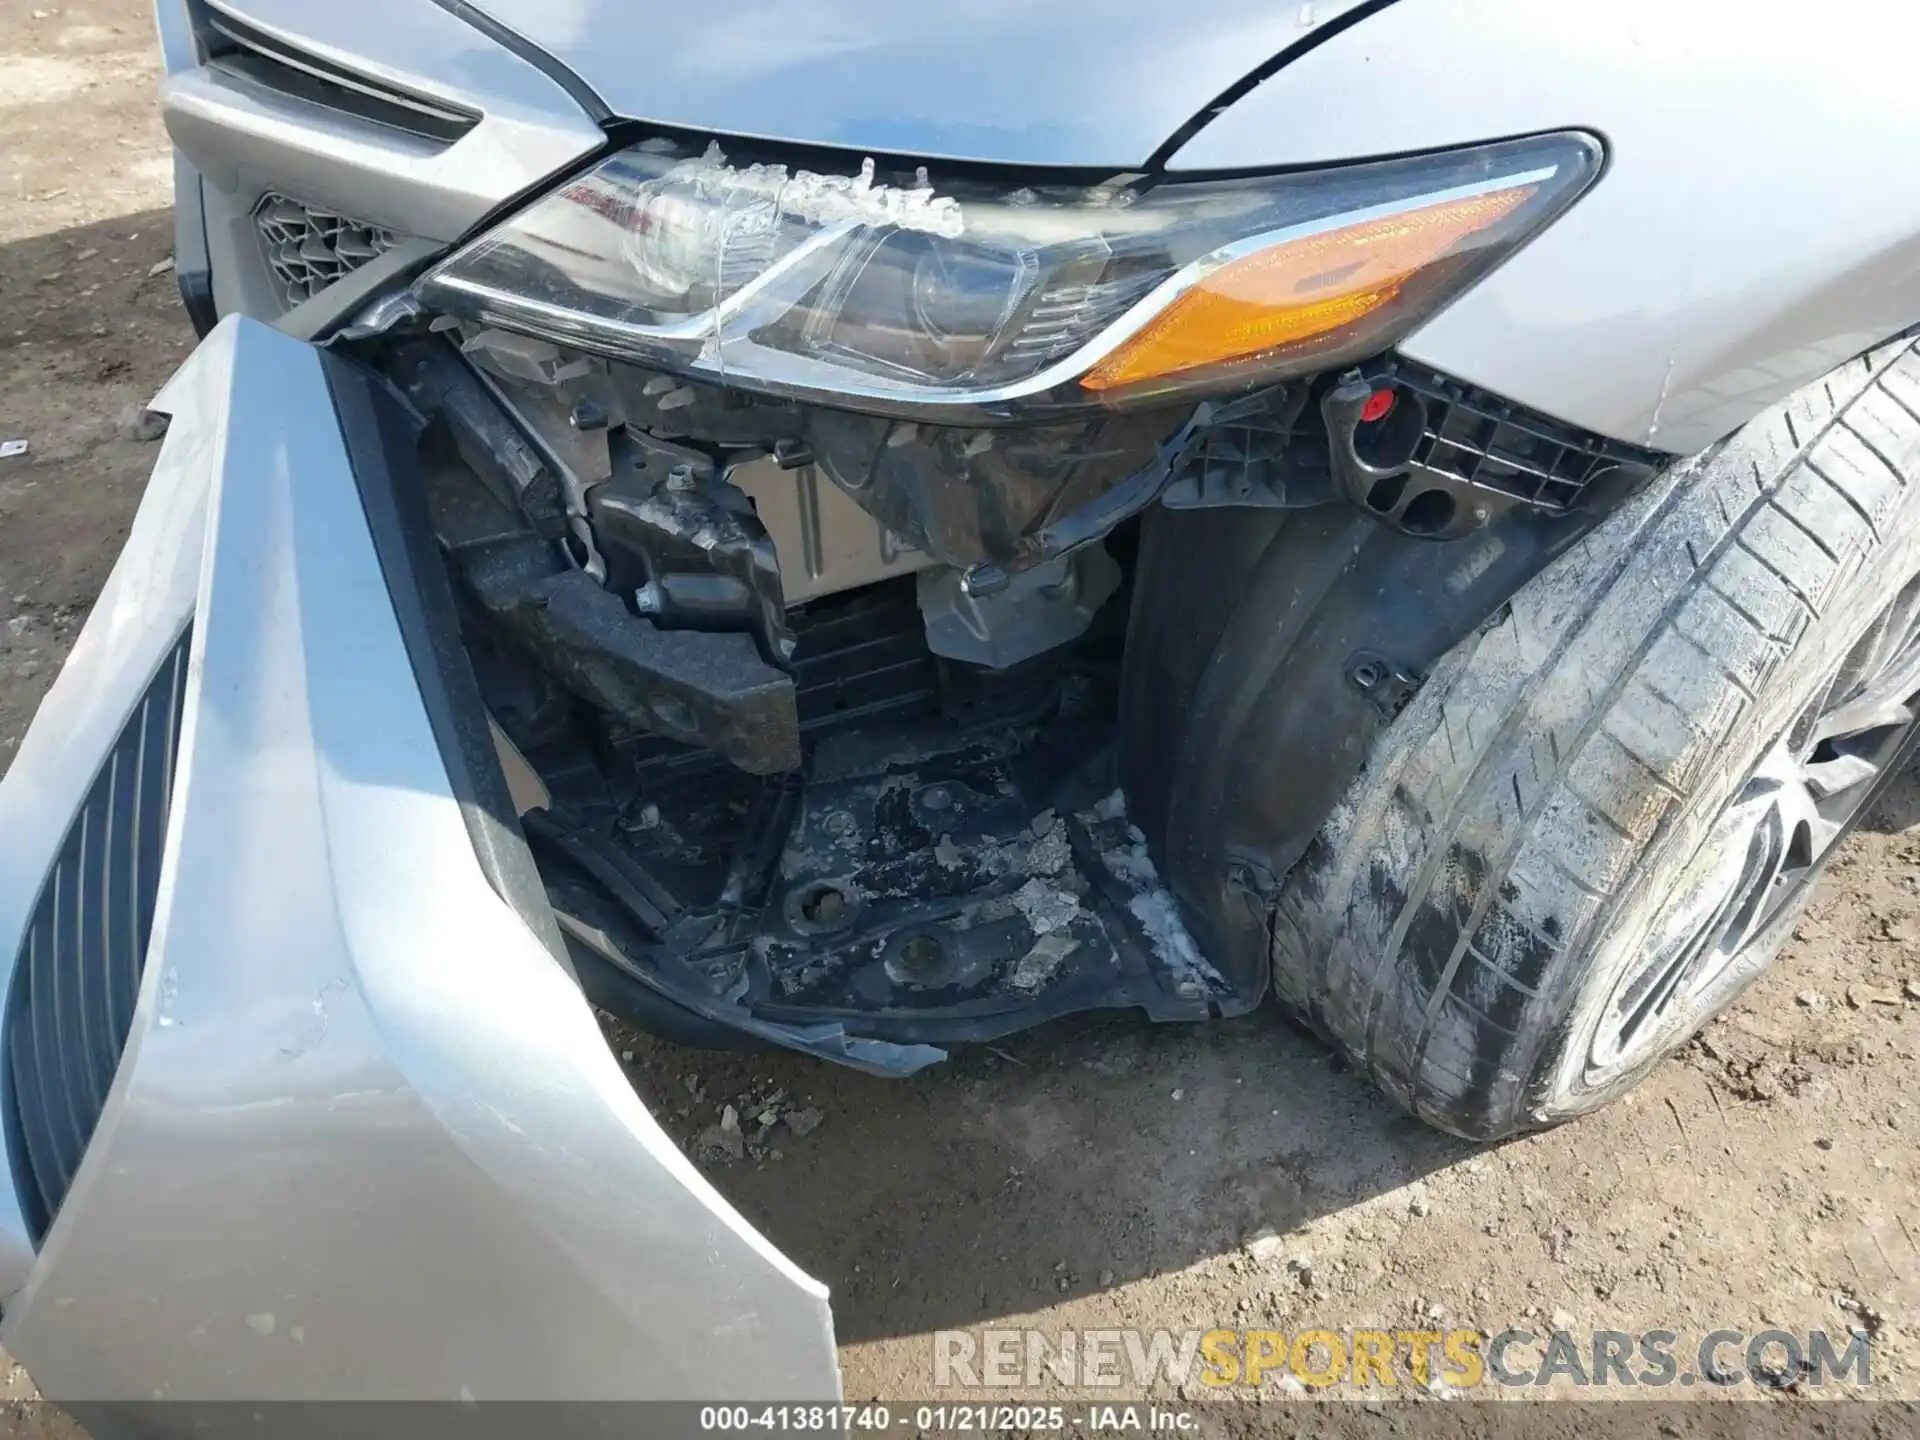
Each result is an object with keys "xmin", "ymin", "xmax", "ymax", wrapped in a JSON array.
[{"xmin": 1079, "ymin": 184, "xmax": 1536, "ymax": 393}]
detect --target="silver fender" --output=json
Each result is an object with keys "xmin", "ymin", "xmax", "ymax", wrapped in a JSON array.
[{"xmin": 1170, "ymin": 0, "xmax": 1920, "ymax": 453}]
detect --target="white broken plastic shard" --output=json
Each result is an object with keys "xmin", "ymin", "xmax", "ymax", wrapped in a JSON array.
[
  {"xmin": 1100, "ymin": 826, "xmax": 1157, "ymax": 887},
  {"xmin": 1076, "ymin": 787, "xmax": 1229, "ymax": 994},
  {"xmin": 1010, "ymin": 931, "xmax": 1079, "ymax": 992},
  {"xmin": 669, "ymin": 143, "xmax": 965, "ymax": 239},
  {"xmin": 1127, "ymin": 886, "xmax": 1225, "ymax": 991},
  {"xmin": 1012, "ymin": 875, "xmax": 1081, "ymax": 935},
  {"xmin": 992, "ymin": 821, "xmax": 1072, "ymax": 879}
]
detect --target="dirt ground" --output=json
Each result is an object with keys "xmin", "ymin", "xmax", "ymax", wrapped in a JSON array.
[{"xmin": 2, "ymin": 0, "xmax": 1918, "ymax": 1426}]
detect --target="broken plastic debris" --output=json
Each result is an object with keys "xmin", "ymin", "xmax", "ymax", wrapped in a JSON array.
[
  {"xmin": 1025, "ymin": 823, "xmax": 1072, "ymax": 877},
  {"xmin": 117, "ymin": 405, "xmax": 169, "ymax": 443},
  {"xmin": 1100, "ymin": 830, "xmax": 1157, "ymax": 887},
  {"xmin": 1129, "ymin": 888, "xmax": 1209, "ymax": 977},
  {"xmin": 981, "ymin": 810, "xmax": 1072, "ymax": 880},
  {"xmin": 1245, "ymin": 1228, "xmax": 1285, "ymax": 1261},
  {"xmin": 1078, "ymin": 788, "xmax": 1228, "ymax": 995},
  {"xmin": 697, "ymin": 1104, "xmax": 747, "ymax": 1162},
  {"xmin": 1010, "ymin": 932, "xmax": 1079, "ymax": 992},
  {"xmin": 0, "ymin": 440, "xmax": 28, "ymax": 459},
  {"xmin": 670, "ymin": 143, "xmax": 965, "ymax": 239},
  {"xmin": 1012, "ymin": 876, "xmax": 1081, "ymax": 936}
]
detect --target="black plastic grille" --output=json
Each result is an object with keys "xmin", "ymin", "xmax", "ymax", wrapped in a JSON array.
[
  {"xmin": 254, "ymin": 194, "xmax": 398, "ymax": 308},
  {"xmin": 1390, "ymin": 362, "xmax": 1659, "ymax": 513},
  {"xmin": 7, "ymin": 632, "xmax": 191, "ymax": 1240}
]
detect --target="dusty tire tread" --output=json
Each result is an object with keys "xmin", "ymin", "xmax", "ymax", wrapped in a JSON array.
[{"xmin": 1274, "ymin": 336, "xmax": 1920, "ymax": 1138}]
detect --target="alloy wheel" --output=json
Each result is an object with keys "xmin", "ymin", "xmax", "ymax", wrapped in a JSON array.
[{"xmin": 1589, "ymin": 572, "xmax": 1920, "ymax": 1074}]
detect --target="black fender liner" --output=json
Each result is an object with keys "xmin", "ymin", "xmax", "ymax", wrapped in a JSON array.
[{"xmin": 1118, "ymin": 478, "xmax": 1651, "ymax": 1005}]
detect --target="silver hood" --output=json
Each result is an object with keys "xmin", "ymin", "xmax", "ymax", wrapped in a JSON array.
[{"xmin": 450, "ymin": 0, "xmax": 1381, "ymax": 166}]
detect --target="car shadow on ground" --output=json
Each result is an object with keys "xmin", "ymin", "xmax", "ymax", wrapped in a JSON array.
[
  {"xmin": 0, "ymin": 209, "xmax": 195, "ymax": 772},
  {"xmin": 1862, "ymin": 760, "xmax": 1920, "ymax": 836},
  {"xmin": 617, "ymin": 998, "xmax": 1472, "ymax": 1345},
  {"xmin": 0, "ymin": 208, "xmax": 187, "ymax": 386}
]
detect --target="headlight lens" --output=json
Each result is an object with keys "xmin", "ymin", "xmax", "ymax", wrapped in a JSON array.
[{"xmin": 418, "ymin": 132, "xmax": 1600, "ymax": 420}]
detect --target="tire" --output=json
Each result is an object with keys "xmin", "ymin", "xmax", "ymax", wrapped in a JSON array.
[{"xmin": 1274, "ymin": 334, "xmax": 1920, "ymax": 1140}]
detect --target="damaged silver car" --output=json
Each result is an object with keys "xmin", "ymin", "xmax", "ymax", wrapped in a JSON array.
[{"xmin": 5, "ymin": 0, "xmax": 1920, "ymax": 1413}]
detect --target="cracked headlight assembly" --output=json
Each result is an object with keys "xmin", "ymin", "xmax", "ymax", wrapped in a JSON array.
[{"xmin": 418, "ymin": 132, "xmax": 1600, "ymax": 421}]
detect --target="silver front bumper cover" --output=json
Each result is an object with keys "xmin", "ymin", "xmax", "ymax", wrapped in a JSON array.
[{"xmin": 0, "ymin": 319, "xmax": 839, "ymax": 1406}]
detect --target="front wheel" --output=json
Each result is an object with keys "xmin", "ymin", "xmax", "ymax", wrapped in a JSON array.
[{"xmin": 1275, "ymin": 335, "xmax": 1920, "ymax": 1139}]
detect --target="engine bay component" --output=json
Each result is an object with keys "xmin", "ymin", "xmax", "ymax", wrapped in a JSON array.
[
  {"xmin": 803, "ymin": 404, "xmax": 1181, "ymax": 572},
  {"xmin": 590, "ymin": 432, "xmax": 796, "ymax": 665},
  {"xmin": 379, "ymin": 340, "xmax": 1247, "ymax": 1064},
  {"xmin": 726, "ymin": 458, "xmax": 934, "ymax": 605},
  {"xmin": 395, "ymin": 345, "xmax": 567, "ymax": 538},
  {"xmin": 471, "ymin": 563, "xmax": 1241, "ymax": 1071},
  {"xmin": 416, "ymin": 132, "xmax": 1601, "ymax": 420},
  {"xmin": 441, "ymin": 320, "xmax": 1184, "ymax": 588},
  {"xmin": 368, "ymin": 279, "xmax": 1673, "ymax": 1076},
  {"xmin": 463, "ymin": 539, "xmax": 801, "ymax": 774},
  {"xmin": 917, "ymin": 545, "xmax": 1121, "ymax": 670},
  {"xmin": 1158, "ymin": 360, "xmax": 1666, "ymax": 540},
  {"xmin": 403, "ymin": 379, "xmax": 805, "ymax": 777}
]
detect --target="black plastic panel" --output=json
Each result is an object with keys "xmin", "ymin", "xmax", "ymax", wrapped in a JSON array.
[
  {"xmin": 1160, "ymin": 358, "xmax": 1665, "ymax": 534},
  {"xmin": 202, "ymin": 7, "xmax": 481, "ymax": 144},
  {"xmin": 1384, "ymin": 360, "xmax": 1663, "ymax": 514},
  {"xmin": 6, "ymin": 632, "xmax": 191, "ymax": 1241},
  {"xmin": 1121, "ymin": 451, "xmax": 1652, "ymax": 1001}
]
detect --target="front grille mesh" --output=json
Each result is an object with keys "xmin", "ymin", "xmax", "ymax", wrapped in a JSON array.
[
  {"xmin": 254, "ymin": 194, "xmax": 396, "ymax": 308},
  {"xmin": 7, "ymin": 633, "xmax": 191, "ymax": 1240}
]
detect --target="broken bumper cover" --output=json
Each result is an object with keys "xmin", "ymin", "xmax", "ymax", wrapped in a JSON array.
[{"xmin": 0, "ymin": 320, "xmax": 838, "ymax": 1409}]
